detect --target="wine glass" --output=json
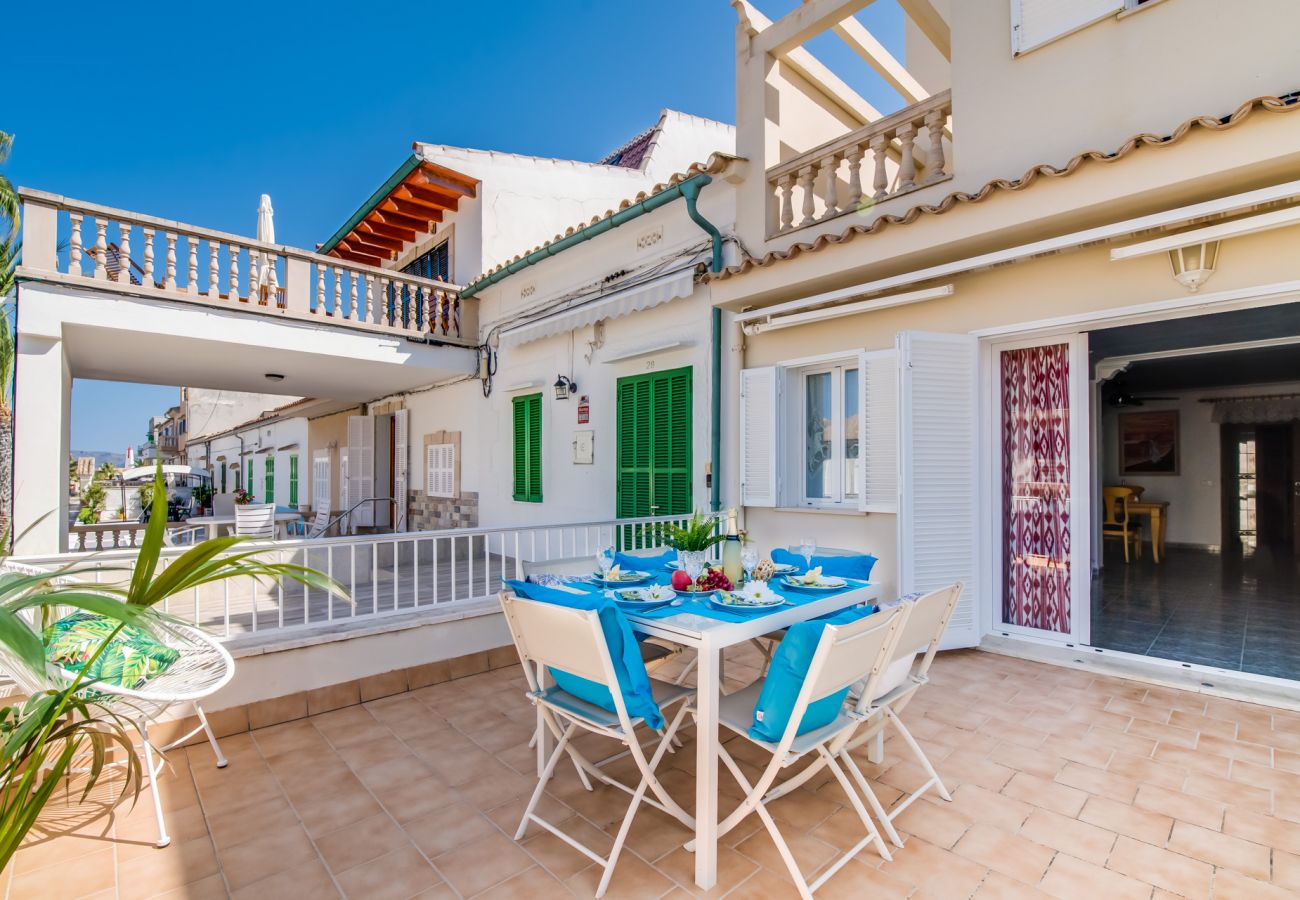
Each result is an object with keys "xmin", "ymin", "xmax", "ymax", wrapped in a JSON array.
[
  {"xmin": 799, "ymin": 537, "xmax": 817, "ymax": 572},
  {"xmin": 741, "ymin": 547, "xmax": 758, "ymax": 584},
  {"xmin": 596, "ymin": 545, "xmax": 615, "ymax": 578}
]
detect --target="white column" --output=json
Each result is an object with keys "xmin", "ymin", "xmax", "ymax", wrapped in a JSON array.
[{"xmin": 12, "ymin": 331, "xmax": 71, "ymax": 555}]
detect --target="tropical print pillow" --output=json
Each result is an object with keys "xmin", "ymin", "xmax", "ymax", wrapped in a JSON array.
[{"xmin": 44, "ymin": 612, "xmax": 180, "ymax": 690}]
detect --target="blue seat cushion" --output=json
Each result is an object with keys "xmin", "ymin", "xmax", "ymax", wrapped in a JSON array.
[
  {"xmin": 504, "ymin": 580, "xmax": 663, "ymax": 729},
  {"xmin": 750, "ymin": 604, "xmax": 879, "ymax": 743},
  {"xmin": 614, "ymin": 549, "xmax": 676, "ymax": 571},
  {"xmin": 771, "ymin": 549, "xmax": 877, "ymax": 581}
]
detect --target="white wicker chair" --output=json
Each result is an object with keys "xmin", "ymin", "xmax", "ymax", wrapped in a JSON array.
[{"xmin": 1, "ymin": 562, "xmax": 235, "ymax": 849}]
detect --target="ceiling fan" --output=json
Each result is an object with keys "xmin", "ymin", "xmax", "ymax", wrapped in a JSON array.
[{"xmin": 1103, "ymin": 376, "xmax": 1178, "ymax": 408}]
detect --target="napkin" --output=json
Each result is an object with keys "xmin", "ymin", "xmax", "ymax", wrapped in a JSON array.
[
  {"xmin": 606, "ymin": 564, "xmax": 623, "ymax": 580},
  {"xmin": 800, "ymin": 566, "xmax": 823, "ymax": 585},
  {"xmin": 547, "ymin": 582, "xmax": 589, "ymax": 595}
]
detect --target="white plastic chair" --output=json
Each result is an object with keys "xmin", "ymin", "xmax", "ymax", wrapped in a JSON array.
[
  {"xmin": 694, "ymin": 603, "xmax": 910, "ymax": 899},
  {"xmin": 840, "ymin": 582, "xmax": 964, "ymax": 848},
  {"xmin": 234, "ymin": 503, "xmax": 276, "ymax": 539},
  {"xmin": 304, "ymin": 504, "xmax": 331, "ymax": 539},
  {"xmin": 500, "ymin": 592, "xmax": 695, "ymax": 899}
]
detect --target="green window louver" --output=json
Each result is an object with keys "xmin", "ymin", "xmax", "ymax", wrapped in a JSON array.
[
  {"xmin": 264, "ymin": 456, "xmax": 275, "ymax": 505},
  {"xmin": 616, "ymin": 366, "xmax": 693, "ymax": 519},
  {"xmin": 288, "ymin": 455, "xmax": 299, "ymax": 506},
  {"xmin": 512, "ymin": 393, "xmax": 543, "ymax": 503}
]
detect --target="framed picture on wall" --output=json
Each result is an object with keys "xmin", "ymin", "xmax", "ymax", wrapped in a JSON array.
[{"xmin": 1119, "ymin": 410, "xmax": 1179, "ymax": 475}]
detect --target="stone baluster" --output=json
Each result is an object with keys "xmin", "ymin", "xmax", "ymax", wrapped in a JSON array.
[
  {"xmin": 821, "ymin": 153, "xmax": 840, "ymax": 219},
  {"xmin": 364, "ymin": 274, "xmax": 374, "ymax": 323},
  {"xmin": 377, "ymin": 277, "xmax": 390, "ymax": 326},
  {"xmin": 315, "ymin": 264, "xmax": 325, "ymax": 313},
  {"xmin": 797, "ymin": 165, "xmax": 816, "ymax": 226},
  {"xmin": 230, "ymin": 246, "xmax": 242, "ymax": 301},
  {"xmin": 93, "ymin": 219, "xmax": 108, "ymax": 280},
  {"xmin": 348, "ymin": 271, "xmax": 358, "ymax": 319},
  {"xmin": 164, "ymin": 232, "xmax": 178, "ymax": 290},
  {"xmin": 117, "ymin": 224, "xmax": 132, "ymax": 284},
  {"xmin": 330, "ymin": 268, "xmax": 340, "ymax": 317},
  {"xmin": 897, "ymin": 122, "xmax": 918, "ymax": 192},
  {"xmin": 208, "ymin": 243, "xmax": 220, "ymax": 298},
  {"xmin": 68, "ymin": 212, "xmax": 84, "ymax": 276},
  {"xmin": 142, "ymin": 228, "xmax": 155, "ymax": 285},
  {"xmin": 777, "ymin": 174, "xmax": 795, "ymax": 232},
  {"xmin": 845, "ymin": 146, "xmax": 864, "ymax": 211},
  {"xmin": 186, "ymin": 238, "xmax": 199, "ymax": 294},
  {"xmin": 924, "ymin": 108, "xmax": 947, "ymax": 182},
  {"xmin": 869, "ymin": 134, "xmax": 889, "ymax": 201}
]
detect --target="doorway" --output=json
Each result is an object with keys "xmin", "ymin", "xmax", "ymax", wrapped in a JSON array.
[{"xmin": 615, "ymin": 367, "xmax": 693, "ymax": 519}]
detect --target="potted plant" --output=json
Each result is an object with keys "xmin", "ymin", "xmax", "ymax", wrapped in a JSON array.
[
  {"xmin": 0, "ymin": 464, "xmax": 346, "ymax": 867},
  {"xmin": 663, "ymin": 511, "xmax": 726, "ymax": 582},
  {"xmin": 233, "ymin": 488, "xmax": 253, "ymax": 505},
  {"xmin": 193, "ymin": 484, "xmax": 214, "ymax": 516}
]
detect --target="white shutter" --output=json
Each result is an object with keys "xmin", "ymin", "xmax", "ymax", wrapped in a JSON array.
[
  {"xmin": 346, "ymin": 416, "xmax": 374, "ymax": 527},
  {"xmin": 393, "ymin": 409, "xmax": 409, "ymax": 532},
  {"xmin": 898, "ymin": 331, "xmax": 980, "ymax": 649},
  {"xmin": 338, "ymin": 449, "xmax": 350, "ymax": 533},
  {"xmin": 860, "ymin": 349, "xmax": 898, "ymax": 513},
  {"xmin": 1011, "ymin": 0, "xmax": 1123, "ymax": 55},
  {"xmin": 312, "ymin": 450, "xmax": 331, "ymax": 513},
  {"xmin": 740, "ymin": 366, "xmax": 778, "ymax": 508},
  {"xmin": 426, "ymin": 444, "xmax": 456, "ymax": 498}
]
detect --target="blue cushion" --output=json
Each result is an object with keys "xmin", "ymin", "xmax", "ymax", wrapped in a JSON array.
[
  {"xmin": 503, "ymin": 580, "xmax": 663, "ymax": 729},
  {"xmin": 750, "ymin": 605, "xmax": 879, "ymax": 743},
  {"xmin": 614, "ymin": 549, "xmax": 675, "ymax": 571},
  {"xmin": 771, "ymin": 549, "xmax": 877, "ymax": 581}
]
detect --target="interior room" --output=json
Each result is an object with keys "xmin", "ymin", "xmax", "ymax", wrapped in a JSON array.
[{"xmin": 1090, "ymin": 305, "xmax": 1300, "ymax": 680}]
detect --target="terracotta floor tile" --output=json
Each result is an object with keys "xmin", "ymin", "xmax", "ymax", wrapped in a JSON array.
[
  {"xmin": 218, "ymin": 822, "xmax": 318, "ymax": 890},
  {"xmin": 10, "ymin": 846, "xmax": 117, "ymax": 900},
  {"xmin": 1133, "ymin": 783, "xmax": 1226, "ymax": 830},
  {"xmin": 433, "ymin": 830, "xmax": 536, "ymax": 897},
  {"xmin": 953, "ymin": 822, "xmax": 1055, "ymax": 885},
  {"xmin": 1273, "ymin": 848, "xmax": 1300, "ymax": 892},
  {"xmin": 371, "ymin": 774, "xmax": 458, "ymax": 824},
  {"xmin": 566, "ymin": 848, "xmax": 677, "ymax": 899},
  {"xmin": 203, "ymin": 795, "xmax": 300, "ymax": 851},
  {"xmin": 292, "ymin": 782, "xmax": 385, "ymax": 838},
  {"xmin": 474, "ymin": 865, "xmax": 575, "ymax": 900},
  {"xmin": 991, "ymin": 741, "xmax": 1068, "ymax": 780},
  {"xmin": 148, "ymin": 872, "xmax": 230, "ymax": 900},
  {"xmin": 1082, "ymin": 725, "xmax": 1157, "ymax": 759},
  {"xmin": 231, "ymin": 856, "xmax": 341, "ymax": 898},
  {"xmin": 1223, "ymin": 807, "xmax": 1300, "ymax": 856},
  {"xmin": 816, "ymin": 858, "xmax": 916, "ymax": 900},
  {"xmin": 1106, "ymin": 835, "xmax": 1213, "ymax": 900},
  {"xmin": 1106, "ymin": 750, "xmax": 1192, "ymax": 788},
  {"xmin": 334, "ymin": 845, "xmax": 443, "ymax": 900},
  {"xmin": 1232, "ymin": 759, "xmax": 1300, "ymax": 795},
  {"xmin": 734, "ymin": 824, "xmax": 839, "ymax": 878},
  {"xmin": 1167, "ymin": 820, "xmax": 1271, "ymax": 881},
  {"xmin": 116, "ymin": 835, "xmax": 219, "ymax": 900},
  {"xmin": 1211, "ymin": 868, "xmax": 1296, "ymax": 900},
  {"xmin": 1182, "ymin": 771, "xmax": 1273, "ymax": 815},
  {"xmin": 1077, "ymin": 794, "xmax": 1173, "ymax": 846},
  {"xmin": 877, "ymin": 836, "xmax": 988, "ymax": 898},
  {"xmin": 1126, "ymin": 717, "xmax": 1199, "ymax": 749},
  {"xmin": 316, "ymin": 811, "xmax": 410, "ymax": 874},
  {"xmin": 1002, "ymin": 771, "xmax": 1087, "ymax": 817},
  {"xmin": 1038, "ymin": 852, "xmax": 1151, "ymax": 900},
  {"xmin": 1168, "ymin": 709, "xmax": 1239, "ymax": 739},
  {"xmin": 937, "ymin": 749, "xmax": 1017, "ymax": 793},
  {"xmin": 1196, "ymin": 733, "xmax": 1274, "ymax": 767},
  {"xmin": 1053, "ymin": 762, "xmax": 1139, "ymax": 803},
  {"xmin": 657, "ymin": 844, "xmax": 760, "ymax": 897},
  {"xmin": 521, "ymin": 814, "xmax": 615, "ymax": 881},
  {"xmin": 945, "ymin": 784, "xmax": 1035, "ymax": 832},
  {"xmin": 891, "ymin": 794, "xmax": 973, "ymax": 849},
  {"xmin": 973, "ymin": 870, "xmax": 1053, "ymax": 899},
  {"xmin": 402, "ymin": 802, "xmax": 498, "ymax": 858},
  {"xmin": 1018, "ymin": 808, "xmax": 1115, "ymax": 865}
]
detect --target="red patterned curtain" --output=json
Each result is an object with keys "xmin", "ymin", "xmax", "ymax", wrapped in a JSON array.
[{"xmin": 1001, "ymin": 343, "xmax": 1072, "ymax": 633}]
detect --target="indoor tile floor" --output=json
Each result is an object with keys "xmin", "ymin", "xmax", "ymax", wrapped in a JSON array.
[
  {"xmin": 1092, "ymin": 546, "xmax": 1300, "ymax": 680},
  {"xmin": 10, "ymin": 646, "xmax": 1300, "ymax": 899}
]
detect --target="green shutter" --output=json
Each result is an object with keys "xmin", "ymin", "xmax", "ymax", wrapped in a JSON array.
[
  {"xmin": 288, "ymin": 455, "xmax": 299, "ymax": 505},
  {"xmin": 616, "ymin": 366, "xmax": 693, "ymax": 521},
  {"xmin": 264, "ymin": 456, "xmax": 275, "ymax": 504},
  {"xmin": 246, "ymin": 459, "xmax": 252, "ymax": 496},
  {"xmin": 513, "ymin": 393, "xmax": 543, "ymax": 503}
]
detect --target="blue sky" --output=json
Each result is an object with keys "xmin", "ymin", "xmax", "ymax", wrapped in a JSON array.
[{"xmin": 7, "ymin": 0, "xmax": 906, "ymax": 453}]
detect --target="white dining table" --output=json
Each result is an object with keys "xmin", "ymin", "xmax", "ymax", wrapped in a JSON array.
[
  {"xmin": 183, "ymin": 511, "xmax": 302, "ymax": 540},
  {"xmin": 623, "ymin": 581, "xmax": 882, "ymax": 891}
]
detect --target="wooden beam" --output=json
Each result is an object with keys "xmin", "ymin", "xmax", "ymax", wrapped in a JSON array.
[
  {"xmin": 391, "ymin": 186, "xmax": 453, "ymax": 215},
  {"xmin": 359, "ymin": 220, "xmax": 417, "ymax": 244},
  {"xmin": 334, "ymin": 242, "xmax": 383, "ymax": 268},
  {"xmin": 755, "ymin": 0, "xmax": 877, "ymax": 56},
  {"xmin": 346, "ymin": 236, "xmax": 397, "ymax": 260},
  {"xmin": 371, "ymin": 208, "xmax": 431, "ymax": 233},
  {"xmin": 413, "ymin": 164, "xmax": 477, "ymax": 200},
  {"xmin": 403, "ymin": 182, "xmax": 462, "ymax": 213},
  {"xmin": 352, "ymin": 226, "xmax": 404, "ymax": 252},
  {"xmin": 897, "ymin": 0, "xmax": 950, "ymax": 60},
  {"xmin": 830, "ymin": 15, "xmax": 928, "ymax": 103},
  {"xmin": 380, "ymin": 198, "xmax": 441, "ymax": 228}
]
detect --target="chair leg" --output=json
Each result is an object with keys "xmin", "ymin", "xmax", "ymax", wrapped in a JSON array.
[
  {"xmin": 889, "ymin": 709, "xmax": 951, "ymax": 803},
  {"xmin": 193, "ymin": 703, "xmax": 227, "ymax": 768},
  {"xmin": 516, "ymin": 721, "xmax": 577, "ymax": 841},
  {"xmin": 840, "ymin": 747, "xmax": 904, "ymax": 849},
  {"xmin": 820, "ymin": 746, "xmax": 893, "ymax": 864},
  {"xmin": 140, "ymin": 727, "xmax": 171, "ymax": 849},
  {"xmin": 1123, "ymin": 530, "xmax": 1130, "ymax": 563},
  {"xmin": 716, "ymin": 745, "xmax": 813, "ymax": 900}
]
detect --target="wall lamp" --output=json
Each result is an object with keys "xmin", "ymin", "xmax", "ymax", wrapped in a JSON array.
[{"xmin": 553, "ymin": 375, "xmax": 578, "ymax": 400}]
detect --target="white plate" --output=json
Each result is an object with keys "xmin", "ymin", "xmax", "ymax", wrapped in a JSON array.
[
  {"xmin": 707, "ymin": 592, "xmax": 784, "ymax": 613},
  {"xmin": 591, "ymin": 571, "xmax": 652, "ymax": 586},
  {"xmin": 780, "ymin": 575, "xmax": 847, "ymax": 591}
]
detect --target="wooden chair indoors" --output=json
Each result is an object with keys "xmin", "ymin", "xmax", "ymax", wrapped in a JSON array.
[{"xmin": 1102, "ymin": 486, "xmax": 1143, "ymax": 563}]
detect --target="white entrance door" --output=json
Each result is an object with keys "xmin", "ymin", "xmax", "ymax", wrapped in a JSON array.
[
  {"xmin": 988, "ymin": 334, "xmax": 1091, "ymax": 644},
  {"xmin": 897, "ymin": 331, "xmax": 981, "ymax": 649}
]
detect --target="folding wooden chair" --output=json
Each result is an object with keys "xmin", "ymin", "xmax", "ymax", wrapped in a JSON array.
[
  {"xmin": 501, "ymin": 593, "xmax": 695, "ymax": 899},
  {"xmin": 692, "ymin": 603, "xmax": 910, "ymax": 899}
]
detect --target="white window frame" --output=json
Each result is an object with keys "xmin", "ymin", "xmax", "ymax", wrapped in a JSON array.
[{"xmin": 791, "ymin": 359, "xmax": 860, "ymax": 509}]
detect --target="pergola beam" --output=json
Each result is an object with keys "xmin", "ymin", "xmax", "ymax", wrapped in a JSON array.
[
  {"xmin": 755, "ymin": 0, "xmax": 878, "ymax": 56},
  {"xmin": 830, "ymin": 15, "xmax": 928, "ymax": 103},
  {"xmin": 897, "ymin": 0, "xmax": 950, "ymax": 60}
]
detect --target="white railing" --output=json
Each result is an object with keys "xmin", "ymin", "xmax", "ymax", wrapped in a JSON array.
[
  {"xmin": 68, "ymin": 522, "xmax": 149, "ymax": 551},
  {"xmin": 17, "ymin": 514, "xmax": 699, "ymax": 640},
  {"xmin": 767, "ymin": 90, "xmax": 952, "ymax": 237},
  {"xmin": 17, "ymin": 189, "xmax": 474, "ymax": 344}
]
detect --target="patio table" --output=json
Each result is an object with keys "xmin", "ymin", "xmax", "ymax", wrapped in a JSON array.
[
  {"xmin": 550, "ymin": 569, "xmax": 880, "ymax": 891},
  {"xmin": 184, "ymin": 511, "xmax": 302, "ymax": 540}
]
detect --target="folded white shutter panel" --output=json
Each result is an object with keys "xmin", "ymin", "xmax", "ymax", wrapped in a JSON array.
[
  {"xmin": 860, "ymin": 349, "xmax": 898, "ymax": 513},
  {"xmin": 338, "ymin": 449, "xmax": 350, "ymax": 533},
  {"xmin": 346, "ymin": 416, "xmax": 374, "ymax": 528},
  {"xmin": 426, "ymin": 444, "xmax": 456, "ymax": 498},
  {"xmin": 312, "ymin": 450, "xmax": 331, "ymax": 513},
  {"xmin": 1011, "ymin": 0, "xmax": 1123, "ymax": 55},
  {"xmin": 393, "ymin": 409, "xmax": 409, "ymax": 531},
  {"xmin": 897, "ymin": 331, "xmax": 980, "ymax": 649},
  {"xmin": 740, "ymin": 366, "xmax": 778, "ymax": 507}
]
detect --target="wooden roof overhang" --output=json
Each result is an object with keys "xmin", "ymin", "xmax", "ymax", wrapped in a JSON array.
[{"xmin": 320, "ymin": 155, "xmax": 479, "ymax": 267}]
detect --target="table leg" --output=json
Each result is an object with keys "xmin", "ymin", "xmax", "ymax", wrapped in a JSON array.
[
  {"xmin": 1151, "ymin": 510, "xmax": 1163, "ymax": 563},
  {"xmin": 1156, "ymin": 509, "xmax": 1167, "ymax": 561},
  {"xmin": 694, "ymin": 641, "xmax": 720, "ymax": 891}
]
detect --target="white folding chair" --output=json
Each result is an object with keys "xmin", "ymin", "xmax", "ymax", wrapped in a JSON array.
[
  {"xmin": 501, "ymin": 592, "xmax": 695, "ymax": 899},
  {"xmin": 304, "ymin": 504, "xmax": 331, "ymax": 539},
  {"xmin": 234, "ymin": 503, "xmax": 276, "ymax": 539},
  {"xmin": 694, "ymin": 603, "xmax": 910, "ymax": 899},
  {"xmin": 840, "ymin": 582, "xmax": 964, "ymax": 848}
]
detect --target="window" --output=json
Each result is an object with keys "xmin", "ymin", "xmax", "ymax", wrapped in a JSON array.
[
  {"xmin": 264, "ymin": 456, "xmax": 275, "ymax": 504},
  {"xmin": 799, "ymin": 364, "xmax": 859, "ymax": 507},
  {"xmin": 427, "ymin": 443, "xmax": 456, "ymax": 498},
  {"xmin": 220, "ymin": 464, "xmax": 227, "ymax": 494},
  {"xmin": 313, "ymin": 450, "xmax": 331, "ymax": 512},
  {"xmin": 512, "ymin": 393, "xmax": 543, "ymax": 503},
  {"xmin": 245, "ymin": 459, "xmax": 252, "ymax": 495},
  {"xmin": 288, "ymin": 455, "xmax": 299, "ymax": 506},
  {"xmin": 1011, "ymin": 0, "xmax": 1124, "ymax": 55},
  {"xmin": 402, "ymin": 242, "xmax": 450, "ymax": 282}
]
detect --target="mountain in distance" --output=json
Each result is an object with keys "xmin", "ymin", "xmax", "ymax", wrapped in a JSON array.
[{"xmin": 72, "ymin": 450, "xmax": 127, "ymax": 468}]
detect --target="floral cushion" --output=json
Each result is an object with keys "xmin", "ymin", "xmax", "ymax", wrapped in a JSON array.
[{"xmin": 44, "ymin": 612, "xmax": 179, "ymax": 690}]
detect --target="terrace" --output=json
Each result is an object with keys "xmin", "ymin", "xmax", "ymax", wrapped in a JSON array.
[{"xmin": 11, "ymin": 645, "xmax": 1300, "ymax": 899}]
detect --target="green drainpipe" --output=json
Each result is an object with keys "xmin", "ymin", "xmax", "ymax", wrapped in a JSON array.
[{"xmin": 710, "ymin": 306, "xmax": 722, "ymax": 513}]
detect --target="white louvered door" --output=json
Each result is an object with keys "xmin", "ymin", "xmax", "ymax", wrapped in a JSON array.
[
  {"xmin": 898, "ymin": 331, "xmax": 981, "ymax": 649},
  {"xmin": 338, "ymin": 449, "xmax": 350, "ymax": 533},
  {"xmin": 1010, "ymin": 0, "xmax": 1123, "ymax": 55},
  {"xmin": 346, "ymin": 416, "xmax": 374, "ymax": 528},
  {"xmin": 393, "ymin": 409, "xmax": 409, "ymax": 532},
  {"xmin": 740, "ymin": 367, "xmax": 778, "ymax": 508},
  {"xmin": 312, "ymin": 450, "xmax": 330, "ymax": 514},
  {"xmin": 860, "ymin": 349, "xmax": 898, "ymax": 513}
]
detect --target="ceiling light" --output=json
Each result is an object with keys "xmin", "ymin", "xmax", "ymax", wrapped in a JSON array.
[{"xmin": 264, "ymin": 373, "xmax": 286, "ymax": 382}]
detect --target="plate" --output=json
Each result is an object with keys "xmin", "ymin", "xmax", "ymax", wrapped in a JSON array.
[
  {"xmin": 770, "ymin": 563, "xmax": 798, "ymax": 574},
  {"xmin": 674, "ymin": 587, "xmax": 720, "ymax": 599},
  {"xmin": 780, "ymin": 575, "xmax": 847, "ymax": 592},
  {"xmin": 663, "ymin": 560, "xmax": 684, "ymax": 571},
  {"xmin": 591, "ymin": 570, "xmax": 652, "ymax": 586},
  {"xmin": 707, "ymin": 592, "xmax": 785, "ymax": 613},
  {"xmin": 610, "ymin": 588, "xmax": 675, "ymax": 610}
]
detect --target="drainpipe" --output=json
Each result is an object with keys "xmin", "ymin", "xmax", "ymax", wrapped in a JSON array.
[
  {"xmin": 710, "ymin": 307, "xmax": 722, "ymax": 513},
  {"xmin": 679, "ymin": 178, "xmax": 724, "ymax": 275}
]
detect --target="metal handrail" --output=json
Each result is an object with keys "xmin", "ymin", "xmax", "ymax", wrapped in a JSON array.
[{"xmin": 323, "ymin": 497, "xmax": 400, "ymax": 536}]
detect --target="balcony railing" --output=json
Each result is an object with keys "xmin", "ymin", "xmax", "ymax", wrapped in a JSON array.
[
  {"xmin": 18, "ymin": 189, "xmax": 474, "ymax": 344},
  {"xmin": 21, "ymin": 513, "xmax": 698, "ymax": 640},
  {"xmin": 767, "ymin": 90, "xmax": 952, "ymax": 238}
]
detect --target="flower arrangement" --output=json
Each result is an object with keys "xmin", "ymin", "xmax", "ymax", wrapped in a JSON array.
[
  {"xmin": 643, "ymin": 584, "xmax": 675, "ymax": 602},
  {"xmin": 738, "ymin": 580, "xmax": 778, "ymax": 603},
  {"xmin": 233, "ymin": 488, "xmax": 254, "ymax": 505}
]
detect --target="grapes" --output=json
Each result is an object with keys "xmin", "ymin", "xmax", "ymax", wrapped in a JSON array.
[{"xmin": 695, "ymin": 567, "xmax": 733, "ymax": 592}]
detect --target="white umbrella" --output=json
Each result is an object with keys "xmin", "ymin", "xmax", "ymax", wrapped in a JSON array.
[{"xmin": 255, "ymin": 194, "xmax": 278, "ymax": 300}]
